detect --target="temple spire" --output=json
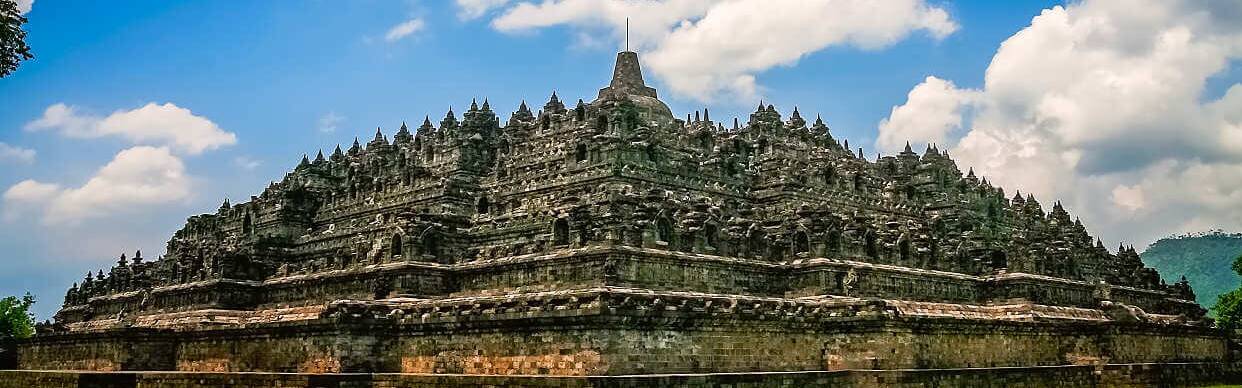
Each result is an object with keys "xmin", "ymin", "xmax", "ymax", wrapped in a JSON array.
[{"xmin": 600, "ymin": 50, "xmax": 657, "ymax": 99}]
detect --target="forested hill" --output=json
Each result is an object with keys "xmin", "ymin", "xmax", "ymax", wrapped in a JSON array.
[{"xmin": 1140, "ymin": 231, "xmax": 1242, "ymax": 310}]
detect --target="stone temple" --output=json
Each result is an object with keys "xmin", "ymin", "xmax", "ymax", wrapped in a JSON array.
[{"xmin": 9, "ymin": 51, "xmax": 1236, "ymax": 386}]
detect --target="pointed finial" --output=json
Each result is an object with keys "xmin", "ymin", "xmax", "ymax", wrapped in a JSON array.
[
  {"xmin": 904, "ymin": 141, "xmax": 913, "ymax": 153},
  {"xmin": 314, "ymin": 150, "xmax": 325, "ymax": 163},
  {"xmin": 372, "ymin": 127, "xmax": 387, "ymax": 145},
  {"xmin": 469, "ymin": 98, "xmax": 479, "ymax": 111},
  {"xmin": 482, "ymin": 98, "xmax": 491, "ymax": 111},
  {"xmin": 703, "ymin": 108, "xmax": 710, "ymax": 122}
]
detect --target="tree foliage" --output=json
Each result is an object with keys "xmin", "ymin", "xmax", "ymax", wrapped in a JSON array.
[
  {"xmin": 0, "ymin": 0, "xmax": 34, "ymax": 78},
  {"xmin": 0, "ymin": 293, "xmax": 34, "ymax": 369},
  {"xmin": 0, "ymin": 293, "xmax": 36, "ymax": 340},
  {"xmin": 1214, "ymin": 254, "xmax": 1242, "ymax": 331}
]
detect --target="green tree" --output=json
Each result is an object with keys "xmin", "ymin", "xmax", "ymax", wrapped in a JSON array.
[
  {"xmin": 0, "ymin": 293, "xmax": 36, "ymax": 368},
  {"xmin": 0, "ymin": 0, "xmax": 34, "ymax": 78},
  {"xmin": 0, "ymin": 293, "xmax": 36, "ymax": 340},
  {"xmin": 1213, "ymin": 254, "xmax": 1242, "ymax": 331}
]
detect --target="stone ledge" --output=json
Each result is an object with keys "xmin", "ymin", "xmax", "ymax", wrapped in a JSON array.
[
  {"xmin": 62, "ymin": 246, "xmax": 1198, "ymax": 328},
  {"xmin": 45, "ymin": 286, "xmax": 1219, "ymax": 335},
  {"xmin": 3, "ymin": 362, "xmax": 1239, "ymax": 387}
]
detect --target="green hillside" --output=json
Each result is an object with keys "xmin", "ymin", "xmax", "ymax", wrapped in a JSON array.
[{"xmin": 1140, "ymin": 231, "xmax": 1242, "ymax": 311}]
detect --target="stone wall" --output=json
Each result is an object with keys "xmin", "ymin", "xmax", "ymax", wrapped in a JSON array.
[
  {"xmin": 3, "ymin": 362, "xmax": 1239, "ymax": 387},
  {"xmin": 15, "ymin": 329, "xmax": 175, "ymax": 371},
  {"xmin": 57, "ymin": 248, "xmax": 1203, "ymax": 330},
  {"xmin": 258, "ymin": 264, "xmax": 448, "ymax": 306},
  {"xmin": 18, "ymin": 308, "xmax": 1230, "ymax": 375}
]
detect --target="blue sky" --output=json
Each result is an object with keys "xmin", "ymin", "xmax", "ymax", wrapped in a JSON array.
[{"xmin": 2, "ymin": 0, "xmax": 1240, "ymax": 320}]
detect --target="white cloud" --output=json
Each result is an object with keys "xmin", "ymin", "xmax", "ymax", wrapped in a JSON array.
[
  {"xmin": 15, "ymin": 0, "xmax": 32, "ymax": 14},
  {"xmin": 3, "ymin": 180, "xmax": 58, "ymax": 203},
  {"xmin": 3, "ymin": 146, "xmax": 192, "ymax": 225},
  {"xmin": 456, "ymin": 0, "xmax": 510, "ymax": 19},
  {"xmin": 25, "ymin": 102, "xmax": 236, "ymax": 155},
  {"xmin": 385, "ymin": 18, "xmax": 426, "ymax": 42},
  {"xmin": 233, "ymin": 156, "xmax": 262, "ymax": 171},
  {"xmin": 0, "ymin": 142, "xmax": 35, "ymax": 164},
  {"xmin": 877, "ymin": 76, "xmax": 977, "ymax": 153},
  {"xmin": 481, "ymin": 0, "xmax": 956, "ymax": 101},
  {"xmin": 490, "ymin": 0, "xmax": 716, "ymax": 50},
  {"xmin": 1110, "ymin": 184, "xmax": 1146, "ymax": 212},
  {"xmin": 2, "ymin": 180, "xmax": 59, "ymax": 221},
  {"xmin": 878, "ymin": 0, "xmax": 1242, "ymax": 246},
  {"xmin": 317, "ymin": 111, "xmax": 345, "ymax": 133}
]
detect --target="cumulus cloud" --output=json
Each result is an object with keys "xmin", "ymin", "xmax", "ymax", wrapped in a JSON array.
[
  {"xmin": 2, "ymin": 180, "xmax": 58, "ymax": 203},
  {"xmin": 877, "ymin": 0, "xmax": 1242, "ymax": 246},
  {"xmin": 25, "ymin": 102, "xmax": 236, "ymax": 155},
  {"xmin": 3, "ymin": 146, "xmax": 192, "ymax": 225},
  {"xmin": 491, "ymin": 0, "xmax": 715, "ymax": 50},
  {"xmin": 456, "ymin": 0, "xmax": 510, "ymax": 19},
  {"xmin": 480, "ymin": 0, "xmax": 955, "ymax": 101},
  {"xmin": 0, "ymin": 142, "xmax": 36, "ymax": 164},
  {"xmin": 385, "ymin": 18, "xmax": 426, "ymax": 42},
  {"xmin": 1110, "ymin": 184, "xmax": 1146, "ymax": 213},
  {"xmin": 877, "ymin": 76, "xmax": 977, "ymax": 153}
]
